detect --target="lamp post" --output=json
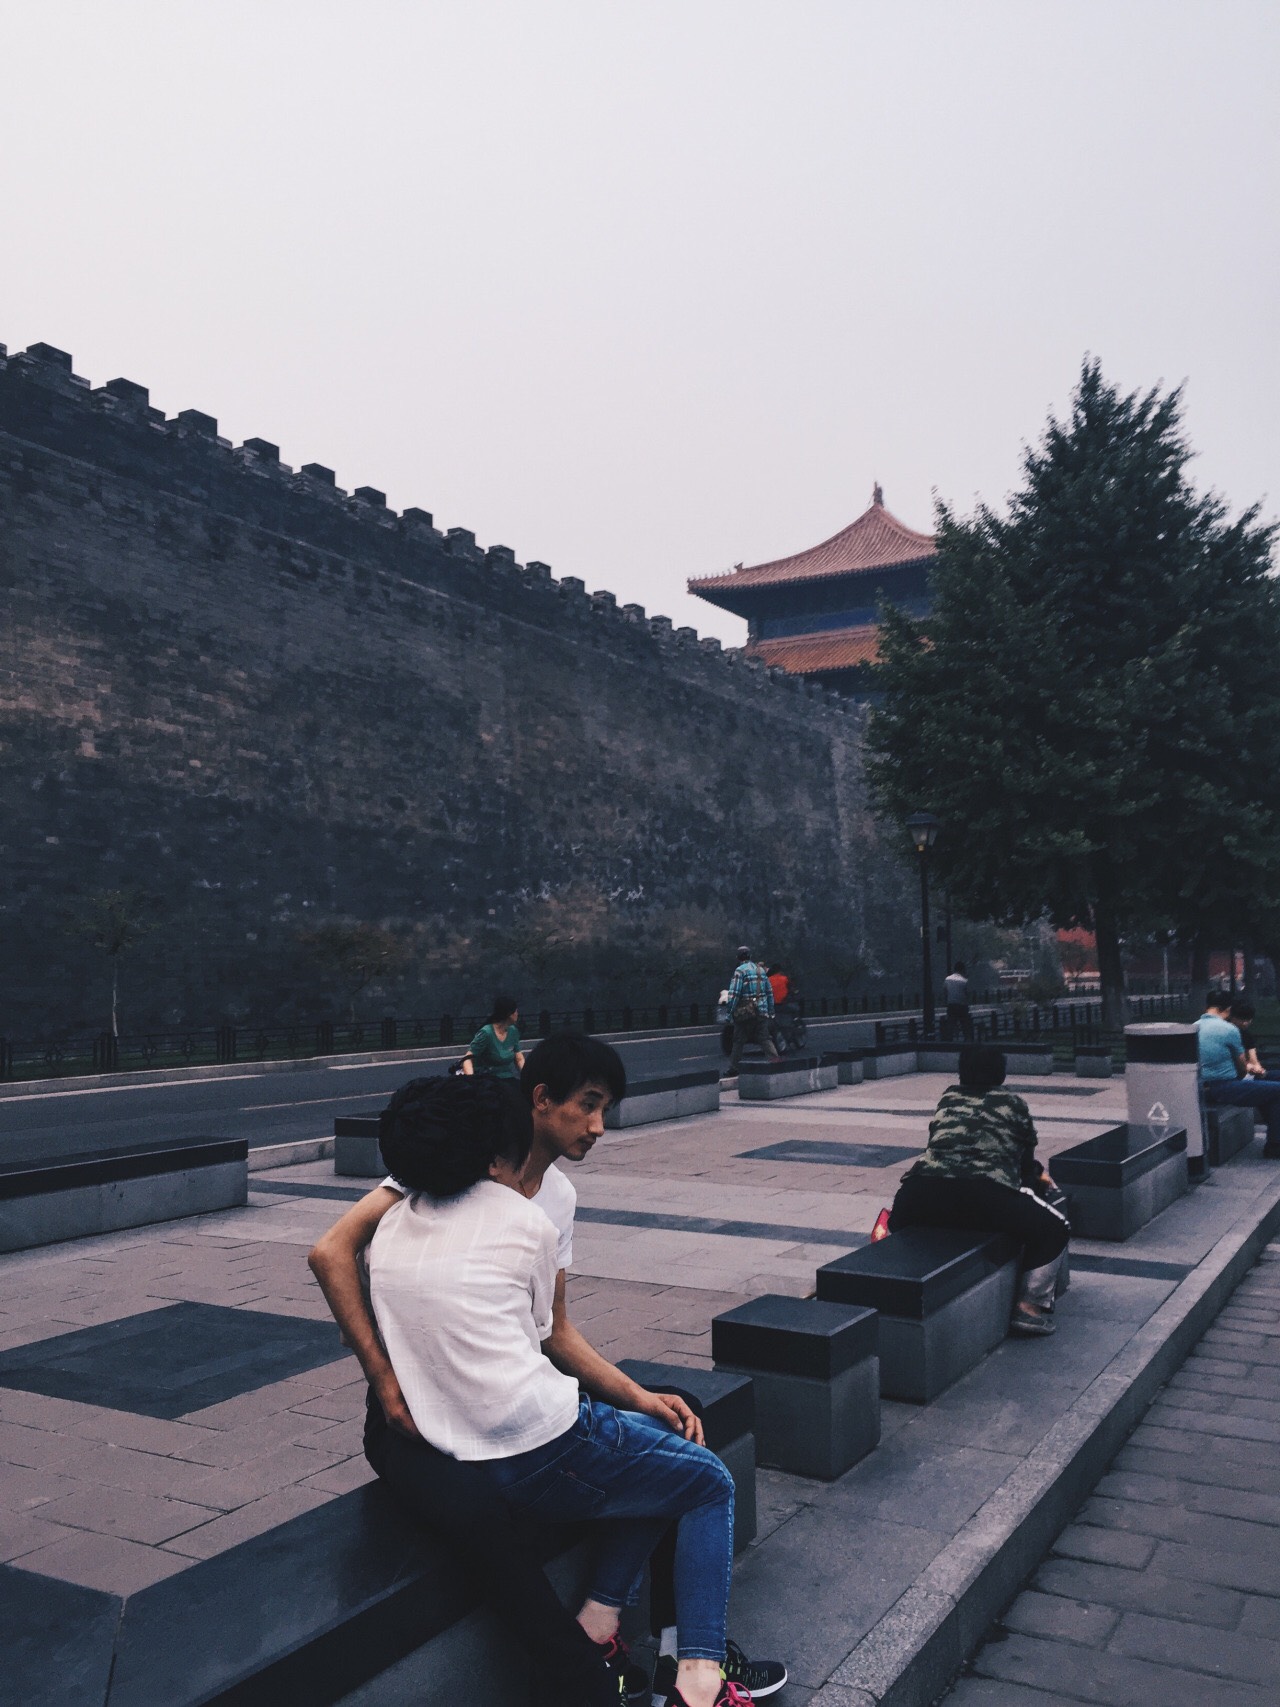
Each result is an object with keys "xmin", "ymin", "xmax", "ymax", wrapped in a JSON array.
[{"xmin": 906, "ymin": 812, "xmax": 941, "ymax": 1037}]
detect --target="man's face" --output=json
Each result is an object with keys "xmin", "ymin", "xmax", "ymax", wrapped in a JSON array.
[{"xmin": 531, "ymin": 1079, "xmax": 613, "ymax": 1162}]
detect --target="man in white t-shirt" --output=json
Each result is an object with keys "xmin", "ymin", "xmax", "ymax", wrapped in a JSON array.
[{"xmin": 310, "ymin": 1032, "xmax": 786, "ymax": 1704}]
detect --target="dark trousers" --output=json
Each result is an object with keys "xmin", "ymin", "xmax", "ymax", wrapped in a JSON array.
[
  {"xmin": 945, "ymin": 1003, "xmax": 974, "ymax": 1041},
  {"xmin": 363, "ymin": 1389, "xmax": 617, "ymax": 1707},
  {"xmin": 889, "ymin": 1173, "xmax": 1069, "ymax": 1270},
  {"xmin": 1204, "ymin": 1077, "xmax": 1280, "ymax": 1147}
]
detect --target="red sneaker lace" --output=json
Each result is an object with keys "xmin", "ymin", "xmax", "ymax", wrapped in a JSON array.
[{"xmin": 721, "ymin": 1684, "xmax": 754, "ymax": 1705}]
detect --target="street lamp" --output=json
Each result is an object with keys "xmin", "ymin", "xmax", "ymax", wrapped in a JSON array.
[{"xmin": 906, "ymin": 812, "xmax": 941, "ymax": 1037}]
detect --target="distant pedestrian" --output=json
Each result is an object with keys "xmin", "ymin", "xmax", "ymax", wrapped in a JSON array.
[
  {"xmin": 726, "ymin": 946, "xmax": 779, "ymax": 1071},
  {"xmin": 1198, "ymin": 991, "xmax": 1280, "ymax": 1157},
  {"xmin": 944, "ymin": 961, "xmax": 974, "ymax": 1041},
  {"xmin": 768, "ymin": 964, "xmax": 790, "ymax": 1010},
  {"xmin": 461, "ymin": 995, "xmax": 525, "ymax": 1081}
]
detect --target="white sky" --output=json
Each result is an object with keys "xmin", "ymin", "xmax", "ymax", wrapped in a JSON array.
[{"xmin": 2, "ymin": 0, "xmax": 1276, "ymax": 644}]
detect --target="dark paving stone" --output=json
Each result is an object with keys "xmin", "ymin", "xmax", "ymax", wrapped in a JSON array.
[
  {"xmin": 1110, "ymin": 1608, "xmax": 1280, "ymax": 1686},
  {"xmin": 578, "ymin": 1205, "xmax": 872, "ymax": 1246},
  {"xmin": 1050, "ymin": 1523, "xmax": 1155, "ymax": 1570},
  {"xmin": 1000, "ymin": 1588, "xmax": 1118, "ymax": 1648},
  {"xmin": 1032, "ymin": 1555, "xmax": 1245, "ymax": 1629},
  {"xmin": 946, "ymin": 1679, "xmax": 1085, "ymax": 1707},
  {"xmin": 737, "ymin": 1139, "xmax": 920, "ymax": 1168},
  {"xmin": 1067, "ymin": 1255, "xmax": 1191, "ymax": 1282},
  {"xmin": 1077, "ymin": 1493, "xmax": 1280, "ymax": 1559},
  {"xmin": 251, "ymin": 1180, "xmax": 365, "ymax": 1202},
  {"xmin": 0, "ymin": 1303, "xmax": 345, "ymax": 1420},
  {"xmin": 0, "ymin": 1561, "xmax": 119, "ymax": 1707},
  {"xmin": 972, "ymin": 1629, "xmax": 1276, "ymax": 1705}
]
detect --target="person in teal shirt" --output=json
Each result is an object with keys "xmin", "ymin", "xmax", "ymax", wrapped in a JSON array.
[
  {"xmin": 1198, "ymin": 990, "xmax": 1280, "ymax": 1157},
  {"xmin": 461, "ymin": 995, "xmax": 524, "ymax": 1080}
]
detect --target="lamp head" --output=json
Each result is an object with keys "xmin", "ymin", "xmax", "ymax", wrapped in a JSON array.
[{"xmin": 905, "ymin": 811, "xmax": 941, "ymax": 853}]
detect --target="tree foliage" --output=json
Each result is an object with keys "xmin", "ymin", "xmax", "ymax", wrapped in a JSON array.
[
  {"xmin": 63, "ymin": 887, "xmax": 158, "ymax": 1036},
  {"xmin": 867, "ymin": 359, "xmax": 1280, "ymax": 1027},
  {"xmin": 295, "ymin": 921, "xmax": 410, "ymax": 1020}
]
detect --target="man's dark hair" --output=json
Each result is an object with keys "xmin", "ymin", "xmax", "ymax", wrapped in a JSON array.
[
  {"xmin": 1205, "ymin": 990, "xmax": 1233, "ymax": 1012},
  {"xmin": 953, "ymin": 961, "xmax": 967, "ymax": 975},
  {"xmin": 958, "ymin": 1044, "xmax": 1006, "ymax": 1092},
  {"xmin": 487, "ymin": 993, "xmax": 519, "ymax": 1024},
  {"xmin": 521, "ymin": 1031, "xmax": 627, "ymax": 1107},
  {"xmin": 378, "ymin": 1074, "xmax": 532, "ymax": 1197},
  {"xmin": 1232, "ymin": 998, "xmax": 1255, "ymax": 1023}
]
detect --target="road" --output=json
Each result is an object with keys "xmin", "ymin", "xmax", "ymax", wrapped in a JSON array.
[{"xmin": 0, "ymin": 1015, "xmax": 881, "ymax": 1166}]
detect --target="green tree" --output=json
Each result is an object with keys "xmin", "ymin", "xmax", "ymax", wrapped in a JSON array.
[
  {"xmin": 296, "ymin": 921, "xmax": 410, "ymax": 1020},
  {"xmin": 64, "ymin": 887, "xmax": 157, "ymax": 1036},
  {"xmin": 867, "ymin": 359, "xmax": 1279, "ymax": 1030}
]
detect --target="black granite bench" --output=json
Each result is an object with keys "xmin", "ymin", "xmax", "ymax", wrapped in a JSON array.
[
  {"xmin": 711, "ymin": 1293, "xmax": 879, "ymax": 1479},
  {"xmin": 616, "ymin": 1359, "xmax": 757, "ymax": 1545},
  {"xmin": 819, "ymin": 1047, "xmax": 866, "ymax": 1085},
  {"xmin": 861, "ymin": 1043, "xmax": 918, "ymax": 1080},
  {"xmin": 915, "ymin": 1040, "xmax": 1056, "ymax": 1076},
  {"xmin": 333, "ymin": 1113, "xmax": 384, "ymax": 1177},
  {"xmin": 1206, "ymin": 1104, "xmax": 1255, "ymax": 1166},
  {"xmin": 0, "ymin": 1137, "xmax": 248, "ymax": 1254},
  {"xmin": 735, "ymin": 1052, "xmax": 838, "ymax": 1100},
  {"xmin": 1052, "ymin": 1122, "xmax": 1188, "ymax": 1240},
  {"xmin": 1, "ymin": 1362, "xmax": 757, "ymax": 1707},
  {"xmin": 815, "ymin": 1228, "xmax": 1019, "ymax": 1402},
  {"xmin": 605, "ymin": 1069, "xmax": 721, "ymax": 1129}
]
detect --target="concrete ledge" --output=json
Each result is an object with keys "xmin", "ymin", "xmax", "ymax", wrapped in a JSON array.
[
  {"xmin": 1054, "ymin": 1123, "xmax": 1188, "ymax": 1240},
  {"xmin": 862, "ymin": 1048, "xmax": 918, "ymax": 1081},
  {"xmin": 820, "ymin": 1167, "xmax": 1280, "ymax": 1706},
  {"xmin": 605, "ymin": 1070, "xmax": 721, "ymax": 1128},
  {"xmin": 1074, "ymin": 1046, "xmax": 1113, "ymax": 1077},
  {"xmin": 248, "ymin": 1136, "xmax": 335, "ymax": 1172},
  {"xmin": 0, "ymin": 1138, "xmax": 249, "ymax": 1253},
  {"xmin": 736, "ymin": 1056, "xmax": 838, "ymax": 1100},
  {"xmin": 1207, "ymin": 1104, "xmax": 1254, "ymax": 1166},
  {"xmin": 821, "ymin": 1049, "xmax": 866, "ymax": 1085},
  {"xmin": 333, "ymin": 1116, "xmax": 383, "ymax": 1178}
]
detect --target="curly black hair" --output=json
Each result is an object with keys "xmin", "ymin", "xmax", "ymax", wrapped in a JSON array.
[{"xmin": 378, "ymin": 1073, "xmax": 533, "ymax": 1197}]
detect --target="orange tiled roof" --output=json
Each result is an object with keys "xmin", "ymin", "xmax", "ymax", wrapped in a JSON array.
[
  {"xmin": 747, "ymin": 625, "xmax": 882, "ymax": 674},
  {"xmin": 689, "ymin": 490, "xmax": 935, "ymax": 596}
]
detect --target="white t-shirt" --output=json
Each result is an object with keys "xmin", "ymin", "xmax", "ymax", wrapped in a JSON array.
[
  {"xmin": 383, "ymin": 1161, "xmax": 577, "ymax": 1271},
  {"xmin": 944, "ymin": 974, "xmax": 969, "ymax": 1006},
  {"xmin": 368, "ymin": 1179, "xmax": 580, "ymax": 1460}
]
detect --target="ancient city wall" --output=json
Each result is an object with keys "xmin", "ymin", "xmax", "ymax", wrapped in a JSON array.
[{"xmin": 0, "ymin": 342, "xmax": 915, "ymax": 1031}]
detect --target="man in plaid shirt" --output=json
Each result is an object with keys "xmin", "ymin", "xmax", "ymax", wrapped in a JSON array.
[{"xmin": 727, "ymin": 945, "xmax": 780, "ymax": 1071}]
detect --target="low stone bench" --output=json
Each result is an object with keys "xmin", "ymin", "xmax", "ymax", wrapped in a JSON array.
[
  {"xmin": 1053, "ymin": 1122, "xmax": 1187, "ymax": 1240},
  {"xmin": 711, "ymin": 1294, "xmax": 879, "ymax": 1479},
  {"xmin": 815, "ymin": 1228, "xmax": 1018, "ymax": 1402},
  {"xmin": 334, "ymin": 1114, "xmax": 383, "ymax": 1177},
  {"xmin": 1, "ymin": 1359, "xmax": 757, "ymax": 1707},
  {"xmin": 1206, "ymin": 1104, "xmax": 1255, "ymax": 1166},
  {"xmin": 0, "ymin": 1137, "xmax": 248, "ymax": 1254},
  {"xmin": 1074, "ymin": 1044, "xmax": 1114, "ymax": 1078},
  {"xmin": 916, "ymin": 1041, "xmax": 1056, "ymax": 1076},
  {"xmin": 820, "ymin": 1047, "xmax": 866, "ymax": 1085},
  {"xmin": 862, "ymin": 1045, "xmax": 918, "ymax": 1081},
  {"xmin": 605, "ymin": 1069, "xmax": 721, "ymax": 1128},
  {"xmin": 736, "ymin": 1053, "xmax": 838, "ymax": 1100},
  {"xmin": 617, "ymin": 1358, "xmax": 757, "ymax": 1545}
]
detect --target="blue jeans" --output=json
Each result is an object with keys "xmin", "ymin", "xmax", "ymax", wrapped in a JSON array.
[
  {"xmin": 484, "ymin": 1397, "xmax": 735, "ymax": 1662},
  {"xmin": 1204, "ymin": 1077, "xmax": 1280, "ymax": 1146}
]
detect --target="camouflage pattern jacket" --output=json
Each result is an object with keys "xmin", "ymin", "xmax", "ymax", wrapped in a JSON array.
[{"xmin": 903, "ymin": 1087, "xmax": 1041, "ymax": 1192}]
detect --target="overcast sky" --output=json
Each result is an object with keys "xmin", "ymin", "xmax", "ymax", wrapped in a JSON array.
[{"xmin": 3, "ymin": 1, "xmax": 1276, "ymax": 644}]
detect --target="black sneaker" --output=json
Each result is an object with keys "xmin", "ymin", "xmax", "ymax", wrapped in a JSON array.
[
  {"xmin": 653, "ymin": 1641, "xmax": 784, "ymax": 1703},
  {"xmin": 599, "ymin": 1635, "xmax": 649, "ymax": 1704}
]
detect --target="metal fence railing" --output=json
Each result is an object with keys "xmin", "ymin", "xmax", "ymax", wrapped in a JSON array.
[{"xmin": 0, "ymin": 986, "xmax": 1193, "ymax": 1083}]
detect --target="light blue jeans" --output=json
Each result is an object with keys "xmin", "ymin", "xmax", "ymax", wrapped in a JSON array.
[{"xmin": 483, "ymin": 1396, "xmax": 735, "ymax": 1661}]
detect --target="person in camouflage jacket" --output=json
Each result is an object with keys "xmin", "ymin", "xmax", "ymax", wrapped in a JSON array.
[{"xmin": 889, "ymin": 1044, "xmax": 1069, "ymax": 1337}]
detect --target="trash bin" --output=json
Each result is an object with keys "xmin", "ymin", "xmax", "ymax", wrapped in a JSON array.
[{"xmin": 1124, "ymin": 1023, "xmax": 1206, "ymax": 1177}]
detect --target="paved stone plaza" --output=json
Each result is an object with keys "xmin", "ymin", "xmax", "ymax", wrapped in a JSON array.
[{"xmin": 2, "ymin": 1069, "xmax": 1279, "ymax": 1702}]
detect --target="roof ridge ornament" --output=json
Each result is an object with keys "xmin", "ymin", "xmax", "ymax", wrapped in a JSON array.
[{"xmin": 872, "ymin": 481, "xmax": 884, "ymax": 506}]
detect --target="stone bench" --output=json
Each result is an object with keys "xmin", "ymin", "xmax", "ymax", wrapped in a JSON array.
[
  {"xmin": 1, "ymin": 1362, "xmax": 756, "ymax": 1707},
  {"xmin": 735, "ymin": 1053, "xmax": 837, "ymax": 1100},
  {"xmin": 0, "ymin": 1137, "xmax": 248, "ymax": 1254},
  {"xmin": 819, "ymin": 1048, "xmax": 866, "ymax": 1085},
  {"xmin": 1052, "ymin": 1122, "xmax": 1188, "ymax": 1240},
  {"xmin": 815, "ymin": 1228, "xmax": 1019, "ymax": 1402},
  {"xmin": 617, "ymin": 1359, "xmax": 758, "ymax": 1545},
  {"xmin": 861, "ymin": 1044, "xmax": 918, "ymax": 1080},
  {"xmin": 605, "ymin": 1069, "xmax": 721, "ymax": 1129},
  {"xmin": 711, "ymin": 1294, "xmax": 879, "ymax": 1479},
  {"xmin": 915, "ymin": 1041, "xmax": 1056, "ymax": 1076},
  {"xmin": 333, "ymin": 1113, "xmax": 383, "ymax": 1177},
  {"xmin": 1074, "ymin": 1044, "xmax": 1114, "ymax": 1078},
  {"xmin": 1206, "ymin": 1104, "xmax": 1255, "ymax": 1166}
]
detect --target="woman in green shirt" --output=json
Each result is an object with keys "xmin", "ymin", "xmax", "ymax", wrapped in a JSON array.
[{"xmin": 461, "ymin": 995, "xmax": 525, "ymax": 1080}]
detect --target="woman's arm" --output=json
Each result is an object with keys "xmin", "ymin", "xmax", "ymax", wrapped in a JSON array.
[{"xmin": 308, "ymin": 1187, "xmax": 419, "ymax": 1438}]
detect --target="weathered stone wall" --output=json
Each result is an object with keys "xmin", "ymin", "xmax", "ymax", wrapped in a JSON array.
[{"xmin": 0, "ymin": 341, "xmax": 915, "ymax": 1032}]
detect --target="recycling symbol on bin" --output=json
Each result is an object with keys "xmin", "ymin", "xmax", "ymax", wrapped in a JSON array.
[{"xmin": 1147, "ymin": 1100, "xmax": 1171, "ymax": 1137}]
